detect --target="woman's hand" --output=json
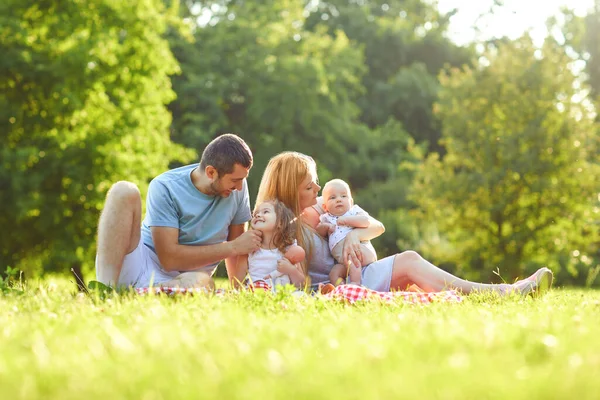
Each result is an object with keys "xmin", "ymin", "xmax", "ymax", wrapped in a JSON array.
[{"xmin": 342, "ymin": 231, "xmax": 363, "ymax": 268}]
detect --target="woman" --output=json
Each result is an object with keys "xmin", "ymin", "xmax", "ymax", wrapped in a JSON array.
[{"xmin": 255, "ymin": 151, "xmax": 553, "ymax": 295}]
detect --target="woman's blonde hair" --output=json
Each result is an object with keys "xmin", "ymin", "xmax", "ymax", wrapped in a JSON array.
[{"xmin": 256, "ymin": 152, "xmax": 317, "ymax": 279}]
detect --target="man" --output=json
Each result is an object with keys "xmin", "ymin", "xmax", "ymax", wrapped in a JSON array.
[{"xmin": 95, "ymin": 134, "xmax": 262, "ymax": 289}]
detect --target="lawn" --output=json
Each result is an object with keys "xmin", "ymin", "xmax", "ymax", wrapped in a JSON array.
[{"xmin": 1, "ymin": 278, "xmax": 599, "ymax": 400}]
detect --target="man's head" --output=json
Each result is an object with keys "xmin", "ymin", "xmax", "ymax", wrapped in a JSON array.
[
  {"xmin": 322, "ymin": 179, "xmax": 353, "ymax": 217},
  {"xmin": 200, "ymin": 134, "xmax": 253, "ymax": 197}
]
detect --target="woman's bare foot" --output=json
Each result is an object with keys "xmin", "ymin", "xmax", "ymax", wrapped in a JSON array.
[{"xmin": 512, "ymin": 267, "xmax": 553, "ymax": 297}]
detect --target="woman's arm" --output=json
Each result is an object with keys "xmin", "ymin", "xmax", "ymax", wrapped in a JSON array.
[{"xmin": 302, "ymin": 206, "xmax": 321, "ymax": 229}]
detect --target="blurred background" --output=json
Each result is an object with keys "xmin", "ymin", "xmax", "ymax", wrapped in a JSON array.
[{"xmin": 1, "ymin": 0, "xmax": 598, "ymax": 286}]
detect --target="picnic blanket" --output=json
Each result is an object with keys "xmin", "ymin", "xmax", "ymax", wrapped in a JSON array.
[{"xmin": 136, "ymin": 282, "xmax": 463, "ymax": 305}]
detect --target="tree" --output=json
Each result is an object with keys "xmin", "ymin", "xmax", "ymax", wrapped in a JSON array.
[
  {"xmin": 304, "ymin": 0, "xmax": 473, "ymax": 151},
  {"xmin": 411, "ymin": 36, "xmax": 600, "ymax": 281},
  {"xmin": 0, "ymin": 0, "xmax": 193, "ymax": 276},
  {"xmin": 168, "ymin": 0, "xmax": 368, "ymax": 199},
  {"xmin": 552, "ymin": 2, "xmax": 600, "ymax": 107}
]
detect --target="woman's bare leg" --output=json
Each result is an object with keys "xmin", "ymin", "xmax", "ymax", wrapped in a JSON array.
[{"xmin": 390, "ymin": 251, "xmax": 512, "ymax": 294}]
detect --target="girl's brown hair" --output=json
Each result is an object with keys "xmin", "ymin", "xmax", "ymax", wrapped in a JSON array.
[{"xmin": 254, "ymin": 200, "xmax": 297, "ymax": 254}]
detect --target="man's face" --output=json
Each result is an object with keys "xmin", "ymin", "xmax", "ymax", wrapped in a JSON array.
[
  {"xmin": 210, "ymin": 163, "xmax": 250, "ymax": 197},
  {"xmin": 323, "ymin": 182, "xmax": 352, "ymax": 217}
]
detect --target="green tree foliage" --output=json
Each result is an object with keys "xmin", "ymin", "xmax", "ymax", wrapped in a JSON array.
[
  {"xmin": 304, "ymin": 0, "xmax": 473, "ymax": 151},
  {"xmin": 411, "ymin": 36, "xmax": 600, "ymax": 281},
  {"xmin": 0, "ymin": 0, "xmax": 193, "ymax": 276},
  {"xmin": 550, "ymin": 3, "xmax": 600, "ymax": 106},
  {"xmin": 168, "ymin": 0, "xmax": 370, "ymax": 199}
]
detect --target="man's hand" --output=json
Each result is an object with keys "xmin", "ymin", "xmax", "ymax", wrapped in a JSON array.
[{"xmin": 231, "ymin": 229, "xmax": 262, "ymax": 255}]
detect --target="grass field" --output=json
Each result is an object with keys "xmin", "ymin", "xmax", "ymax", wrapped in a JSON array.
[{"xmin": 1, "ymin": 278, "xmax": 599, "ymax": 400}]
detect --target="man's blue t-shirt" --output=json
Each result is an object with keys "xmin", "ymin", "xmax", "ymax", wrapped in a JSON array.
[{"xmin": 141, "ymin": 164, "xmax": 251, "ymax": 276}]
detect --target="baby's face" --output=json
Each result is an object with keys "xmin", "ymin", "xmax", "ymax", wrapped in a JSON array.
[{"xmin": 323, "ymin": 183, "xmax": 352, "ymax": 217}]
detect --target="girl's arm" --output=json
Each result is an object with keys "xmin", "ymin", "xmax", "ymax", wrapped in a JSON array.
[
  {"xmin": 264, "ymin": 270, "xmax": 284, "ymax": 279},
  {"xmin": 276, "ymin": 258, "xmax": 306, "ymax": 288}
]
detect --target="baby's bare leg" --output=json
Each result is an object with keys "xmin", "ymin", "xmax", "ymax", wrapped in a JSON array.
[
  {"xmin": 348, "ymin": 243, "xmax": 377, "ymax": 285},
  {"xmin": 329, "ymin": 264, "xmax": 347, "ymax": 286}
]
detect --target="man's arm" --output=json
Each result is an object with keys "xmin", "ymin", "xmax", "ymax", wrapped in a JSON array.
[
  {"xmin": 225, "ymin": 223, "xmax": 247, "ymax": 285},
  {"xmin": 230, "ymin": 255, "xmax": 249, "ymax": 289},
  {"xmin": 151, "ymin": 225, "xmax": 261, "ymax": 272}
]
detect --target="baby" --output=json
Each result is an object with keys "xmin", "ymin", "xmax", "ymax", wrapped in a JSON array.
[{"xmin": 316, "ymin": 179, "xmax": 377, "ymax": 286}]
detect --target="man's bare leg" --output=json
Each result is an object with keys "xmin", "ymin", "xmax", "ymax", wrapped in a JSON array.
[{"xmin": 96, "ymin": 181, "xmax": 142, "ymax": 286}]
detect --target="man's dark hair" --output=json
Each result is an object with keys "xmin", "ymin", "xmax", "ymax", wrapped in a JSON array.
[{"xmin": 199, "ymin": 134, "xmax": 253, "ymax": 176}]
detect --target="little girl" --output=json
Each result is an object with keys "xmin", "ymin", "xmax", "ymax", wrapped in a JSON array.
[{"xmin": 240, "ymin": 200, "xmax": 305, "ymax": 291}]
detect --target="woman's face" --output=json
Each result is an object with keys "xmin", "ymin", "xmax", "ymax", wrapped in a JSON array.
[{"xmin": 298, "ymin": 173, "xmax": 321, "ymax": 211}]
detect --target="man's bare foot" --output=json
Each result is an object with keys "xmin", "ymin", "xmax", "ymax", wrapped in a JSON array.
[{"xmin": 161, "ymin": 271, "xmax": 215, "ymax": 290}]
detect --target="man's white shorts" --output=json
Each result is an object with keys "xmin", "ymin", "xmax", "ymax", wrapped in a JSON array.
[{"xmin": 96, "ymin": 236, "xmax": 176, "ymax": 288}]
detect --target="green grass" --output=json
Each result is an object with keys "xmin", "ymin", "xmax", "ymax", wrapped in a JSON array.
[{"xmin": 1, "ymin": 278, "xmax": 599, "ymax": 399}]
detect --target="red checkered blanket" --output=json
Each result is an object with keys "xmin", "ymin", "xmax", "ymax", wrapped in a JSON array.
[
  {"xmin": 136, "ymin": 282, "xmax": 462, "ymax": 304},
  {"xmin": 322, "ymin": 284, "xmax": 462, "ymax": 304}
]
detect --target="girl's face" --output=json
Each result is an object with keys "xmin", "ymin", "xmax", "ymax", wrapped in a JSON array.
[
  {"xmin": 298, "ymin": 173, "xmax": 321, "ymax": 211},
  {"xmin": 251, "ymin": 202, "xmax": 277, "ymax": 233}
]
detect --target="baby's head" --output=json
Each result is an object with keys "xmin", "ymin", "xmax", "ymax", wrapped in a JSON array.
[
  {"xmin": 251, "ymin": 199, "xmax": 297, "ymax": 253},
  {"xmin": 322, "ymin": 179, "xmax": 353, "ymax": 217}
]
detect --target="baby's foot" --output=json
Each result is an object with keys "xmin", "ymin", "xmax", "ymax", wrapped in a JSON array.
[{"xmin": 319, "ymin": 283, "xmax": 335, "ymax": 294}]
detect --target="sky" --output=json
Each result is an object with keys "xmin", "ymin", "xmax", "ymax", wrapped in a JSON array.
[{"xmin": 436, "ymin": 0, "xmax": 596, "ymax": 46}]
